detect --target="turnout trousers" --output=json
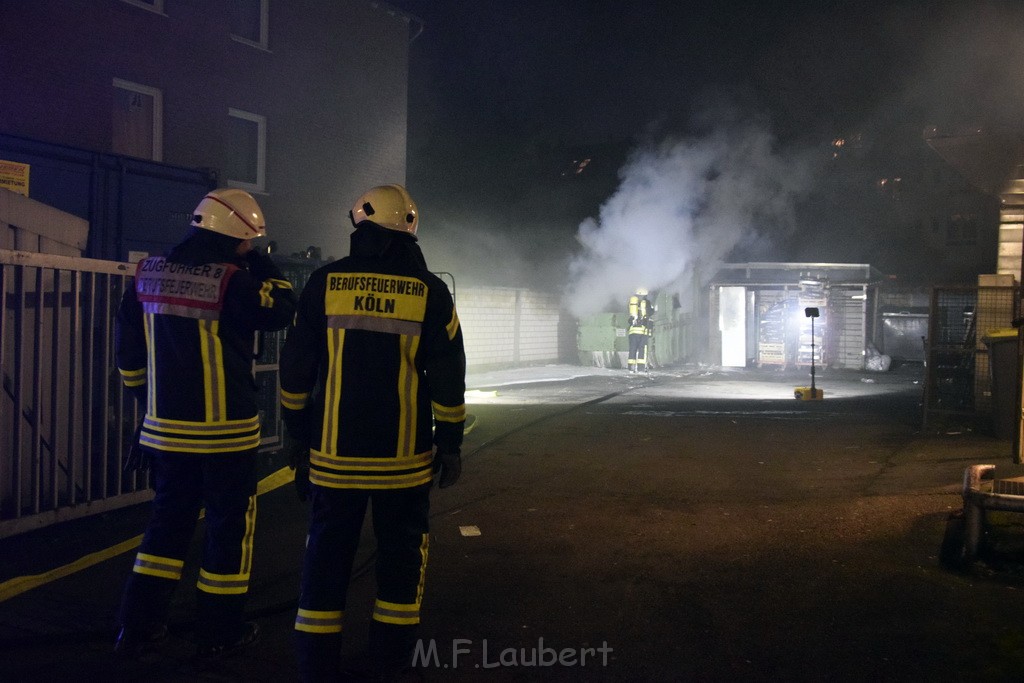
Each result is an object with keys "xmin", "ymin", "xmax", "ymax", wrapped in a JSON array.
[
  {"xmin": 118, "ymin": 450, "xmax": 258, "ymax": 647},
  {"xmin": 295, "ymin": 482, "xmax": 431, "ymax": 681},
  {"xmin": 628, "ymin": 333, "xmax": 649, "ymax": 371}
]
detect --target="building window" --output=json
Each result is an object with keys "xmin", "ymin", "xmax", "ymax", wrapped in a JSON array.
[
  {"xmin": 230, "ymin": 0, "xmax": 269, "ymax": 49},
  {"xmin": 227, "ymin": 108, "xmax": 266, "ymax": 193},
  {"xmin": 112, "ymin": 78, "xmax": 163, "ymax": 161},
  {"xmin": 118, "ymin": 0, "xmax": 165, "ymax": 14}
]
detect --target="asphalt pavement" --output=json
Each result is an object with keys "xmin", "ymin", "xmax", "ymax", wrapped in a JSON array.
[{"xmin": 2, "ymin": 361, "xmax": 1024, "ymax": 682}]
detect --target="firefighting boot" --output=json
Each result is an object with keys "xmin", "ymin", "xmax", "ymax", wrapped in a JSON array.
[
  {"xmin": 195, "ymin": 621, "xmax": 260, "ymax": 659},
  {"xmin": 113, "ymin": 623, "xmax": 169, "ymax": 658}
]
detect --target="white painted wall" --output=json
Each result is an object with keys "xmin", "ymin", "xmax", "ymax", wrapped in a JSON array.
[{"xmin": 457, "ymin": 286, "xmax": 564, "ymax": 369}]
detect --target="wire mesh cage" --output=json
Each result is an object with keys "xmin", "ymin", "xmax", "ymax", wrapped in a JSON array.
[{"xmin": 923, "ymin": 285, "xmax": 1018, "ymax": 431}]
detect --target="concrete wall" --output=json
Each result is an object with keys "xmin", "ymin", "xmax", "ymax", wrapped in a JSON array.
[
  {"xmin": 0, "ymin": 189, "xmax": 88, "ymax": 256},
  {"xmin": 458, "ymin": 286, "xmax": 570, "ymax": 370}
]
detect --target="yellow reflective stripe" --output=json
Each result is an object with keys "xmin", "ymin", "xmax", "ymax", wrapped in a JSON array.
[
  {"xmin": 295, "ymin": 608, "xmax": 343, "ymax": 634},
  {"xmin": 373, "ymin": 598, "xmax": 421, "ymax": 626},
  {"xmin": 329, "ymin": 315, "xmax": 420, "ymax": 335},
  {"xmin": 280, "ymin": 388, "xmax": 309, "ymax": 411},
  {"xmin": 140, "ymin": 414, "xmax": 261, "ymax": 453},
  {"xmin": 310, "ymin": 450, "xmax": 433, "ymax": 472},
  {"xmin": 431, "ymin": 402, "xmax": 466, "ymax": 423},
  {"xmin": 240, "ymin": 494, "xmax": 257, "ymax": 575},
  {"xmin": 199, "ymin": 320, "xmax": 227, "ymax": 422},
  {"xmin": 415, "ymin": 533, "xmax": 429, "ymax": 606},
  {"xmin": 309, "ymin": 467, "xmax": 433, "ymax": 490},
  {"xmin": 139, "ymin": 433, "xmax": 262, "ymax": 453},
  {"xmin": 133, "ymin": 552, "xmax": 184, "ymax": 580},
  {"xmin": 446, "ymin": 308, "xmax": 460, "ymax": 340},
  {"xmin": 211, "ymin": 320, "xmax": 226, "ymax": 418},
  {"xmin": 396, "ymin": 334, "xmax": 419, "ymax": 457},
  {"xmin": 309, "ymin": 449, "xmax": 434, "ymax": 489},
  {"xmin": 267, "ymin": 278, "xmax": 293, "ymax": 290},
  {"xmin": 197, "ymin": 567, "xmax": 250, "ymax": 595},
  {"xmin": 119, "ymin": 367, "xmax": 147, "ymax": 387},
  {"xmin": 199, "ymin": 319, "xmax": 215, "ymax": 421},
  {"xmin": 142, "ymin": 414, "xmax": 260, "ymax": 432},
  {"xmin": 144, "ymin": 313, "xmax": 157, "ymax": 414},
  {"xmin": 258, "ymin": 281, "xmax": 274, "ymax": 308},
  {"xmin": 321, "ymin": 328, "xmax": 344, "ymax": 455}
]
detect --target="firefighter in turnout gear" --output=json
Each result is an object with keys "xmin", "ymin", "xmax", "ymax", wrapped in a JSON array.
[
  {"xmin": 279, "ymin": 184, "xmax": 466, "ymax": 681},
  {"xmin": 628, "ymin": 288, "xmax": 653, "ymax": 373},
  {"xmin": 113, "ymin": 188, "xmax": 296, "ymax": 657}
]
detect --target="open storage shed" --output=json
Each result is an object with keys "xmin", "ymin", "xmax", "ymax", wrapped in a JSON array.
[{"xmin": 709, "ymin": 262, "xmax": 883, "ymax": 371}]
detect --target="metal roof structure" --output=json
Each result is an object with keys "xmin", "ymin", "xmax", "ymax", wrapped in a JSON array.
[{"xmin": 709, "ymin": 262, "xmax": 884, "ymax": 287}]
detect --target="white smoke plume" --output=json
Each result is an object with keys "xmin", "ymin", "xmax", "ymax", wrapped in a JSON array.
[{"xmin": 564, "ymin": 122, "xmax": 815, "ymax": 317}]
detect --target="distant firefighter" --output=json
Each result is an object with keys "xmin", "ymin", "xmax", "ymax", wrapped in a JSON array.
[{"xmin": 627, "ymin": 288, "xmax": 653, "ymax": 373}]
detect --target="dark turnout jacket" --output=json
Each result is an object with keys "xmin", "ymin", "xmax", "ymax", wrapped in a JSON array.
[
  {"xmin": 116, "ymin": 231, "xmax": 296, "ymax": 454},
  {"xmin": 279, "ymin": 225, "xmax": 466, "ymax": 490}
]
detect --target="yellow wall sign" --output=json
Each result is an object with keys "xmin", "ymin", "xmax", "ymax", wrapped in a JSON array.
[{"xmin": 0, "ymin": 160, "xmax": 30, "ymax": 197}]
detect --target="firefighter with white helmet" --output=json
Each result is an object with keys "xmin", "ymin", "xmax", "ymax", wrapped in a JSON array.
[
  {"xmin": 280, "ymin": 184, "xmax": 466, "ymax": 680},
  {"xmin": 113, "ymin": 188, "xmax": 296, "ymax": 658},
  {"xmin": 628, "ymin": 288, "xmax": 654, "ymax": 373},
  {"xmin": 191, "ymin": 187, "xmax": 268, "ymax": 239},
  {"xmin": 348, "ymin": 183, "xmax": 419, "ymax": 236}
]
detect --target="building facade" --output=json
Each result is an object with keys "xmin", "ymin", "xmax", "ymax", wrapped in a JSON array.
[{"xmin": 0, "ymin": 0, "xmax": 417, "ymax": 258}]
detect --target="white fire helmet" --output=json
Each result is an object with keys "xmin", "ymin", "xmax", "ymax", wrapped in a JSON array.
[
  {"xmin": 191, "ymin": 188, "xmax": 266, "ymax": 239},
  {"xmin": 635, "ymin": 288, "xmax": 649, "ymax": 296},
  {"xmin": 350, "ymin": 184, "xmax": 418, "ymax": 237}
]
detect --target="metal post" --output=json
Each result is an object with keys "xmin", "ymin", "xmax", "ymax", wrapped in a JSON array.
[{"xmin": 810, "ymin": 315, "xmax": 817, "ymax": 393}]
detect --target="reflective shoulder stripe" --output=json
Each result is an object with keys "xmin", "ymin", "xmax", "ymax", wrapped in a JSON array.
[
  {"xmin": 446, "ymin": 308, "xmax": 460, "ymax": 340},
  {"xmin": 258, "ymin": 281, "xmax": 274, "ymax": 308}
]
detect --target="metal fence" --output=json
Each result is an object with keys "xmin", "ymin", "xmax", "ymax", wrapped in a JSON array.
[
  {"xmin": 0, "ymin": 250, "xmax": 327, "ymax": 539},
  {"xmin": 0, "ymin": 250, "xmax": 326, "ymax": 539},
  {"xmin": 0, "ymin": 249, "xmax": 148, "ymax": 539},
  {"xmin": 922, "ymin": 285, "xmax": 1018, "ymax": 430},
  {"xmin": 0, "ymin": 249, "xmax": 449, "ymax": 539}
]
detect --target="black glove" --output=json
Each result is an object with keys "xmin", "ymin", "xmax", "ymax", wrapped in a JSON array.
[
  {"xmin": 244, "ymin": 249, "xmax": 283, "ymax": 282},
  {"xmin": 433, "ymin": 449, "xmax": 461, "ymax": 489},
  {"xmin": 283, "ymin": 430, "xmax": 310, "ymax": 502},
  {"xmin": 122, "ymin": 420, "xmax": 150, "ymax": 473}
]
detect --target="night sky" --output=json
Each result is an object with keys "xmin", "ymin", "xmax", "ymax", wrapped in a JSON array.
[{"xmin": 386, "ymin": 0, "xmax": 1024, "ymax": 311}]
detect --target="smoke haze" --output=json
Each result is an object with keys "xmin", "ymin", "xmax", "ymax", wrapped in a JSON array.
[
  {"xmin": 564, "ymin": 122, "xmax": 815, "ymax": 317},
  {"xmin": 398, "ymin": 0, "xmax": 1024, "ymax": 298}
]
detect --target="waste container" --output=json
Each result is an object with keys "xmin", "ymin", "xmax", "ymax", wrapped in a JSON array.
[
  {"xmin": 880, "ymin": 307, "xmax": 928, "ymax": 363},
  {"xmin": 983, "ymin": 328, "xmax": 1020, "ymax": 440}
]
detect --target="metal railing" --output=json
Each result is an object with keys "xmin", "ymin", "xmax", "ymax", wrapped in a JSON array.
[
  {"xmin": 0, "ymin": 249, "xmax": 150, "ymax": 539},
  {"xmin": 0, "ymin": 249, "xmax": 477, "ymax": 538}
]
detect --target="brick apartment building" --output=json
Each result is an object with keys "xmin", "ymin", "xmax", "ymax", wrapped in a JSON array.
[{"xmin": 0, "ymin": 0, "xmax": 419, "ymax": 258}]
